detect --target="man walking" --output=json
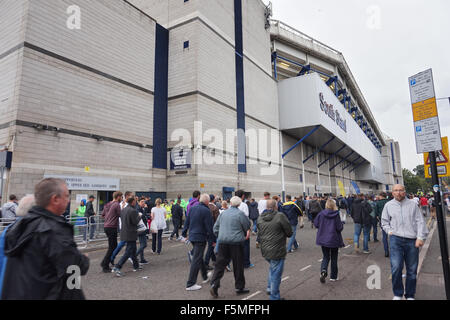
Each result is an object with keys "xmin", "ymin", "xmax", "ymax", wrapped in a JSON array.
[
  {"xmin": 257, "ymin": 200, "xmax": 292, "ymax": 300},
  {"xmin": 100, "ymin": 191, "xmax": 122, "ymax": 272},
  {"xmin": 112, "ymin": 196, "xmax": 143, "ymax": 277},
  {"xmin": 2, "ymin": 178, "xmax": 89, "ymax": 299},
  {"xmin": 210, "ymin": 196, "xmax": 251, "ymax": 298},
  {"xmin": 281, "ymin": 195, "xmax": 303, "ymax": 253},
  {"xmin": 235, "ymin": 190, "xmax": 253, "ymax": 269},
  {"xmin": 375, "ymin": 192, "xmax": 390, "ymax": 257},
  {"xmin": 382, "ymin": 185, "xmax": 428, "ymax": 300},
  {"xmin": 1, "ymin": 195, "xmax": 18, "ymax": 226},
  {"xmin": 351, "ymin": 194, "xmax": 373, "ymax": 254},
  {"xmin": 205, "ymin": 194, "xmax": 220, "ymax": 270},
  {"xmin": 170, "ymin": 199, "xmax": 183, "ymax": 241},
  {"xmin": 182, "ymin": 194, "xmax": 215, "ymax": 291},
  {"xmin": 85, "ymin": 195, "xmax": 96, "ymax": 240}
]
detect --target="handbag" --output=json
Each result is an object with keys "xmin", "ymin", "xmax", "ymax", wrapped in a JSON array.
[
  {"xmin": 137, "ymin": 218, "xmax": 148, "ymax": 234},
  {"xmin": 150, "ymin": 219, "xmax": 158, "ymax": 234}
]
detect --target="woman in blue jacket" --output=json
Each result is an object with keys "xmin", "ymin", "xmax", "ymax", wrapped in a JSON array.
[{"xmin": 314, "ymin": 199, "xmax": 345, "ymax": 284}]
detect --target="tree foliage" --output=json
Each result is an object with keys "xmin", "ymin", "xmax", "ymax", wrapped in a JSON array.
[{"xmin": 403, "ymin": 165, "xmax": 432, "ymax": 194}]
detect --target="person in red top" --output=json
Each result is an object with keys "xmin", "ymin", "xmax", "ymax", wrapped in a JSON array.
[
  {"xmin": 100, "ymin": 191, "xmax": 123, "ymax": 272},
  {"xmin": 419, "ymin": 196, "xmax": 429, "ymax": 217}
]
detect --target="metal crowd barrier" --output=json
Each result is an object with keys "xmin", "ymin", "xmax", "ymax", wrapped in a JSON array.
[
  {"xmin": 0, "ymin": 218, "xmax": 17, "ymax": 234},
  {"xmin": 1, "ymin": 215, "xmax": 177, "ymax": 250}
]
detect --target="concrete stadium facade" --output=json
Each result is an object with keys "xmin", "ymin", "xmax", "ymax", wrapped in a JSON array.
[{"xmin": 0, "ymin": 0, "xmax": 403, "ymax": 211}]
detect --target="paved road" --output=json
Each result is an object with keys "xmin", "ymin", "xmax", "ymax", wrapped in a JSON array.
[{"xmin": 81, "ymin": 215, "xmax": 445, "ymax": 300}]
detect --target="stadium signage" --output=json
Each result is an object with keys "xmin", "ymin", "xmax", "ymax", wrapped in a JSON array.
[{"xmin": 319, "ymin": 92, "xmax": 347, "ymax": 133}]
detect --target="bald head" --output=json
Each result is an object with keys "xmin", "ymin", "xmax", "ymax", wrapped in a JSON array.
[
  {"xmin": 392, "ymin": 184, "xmax": 406, "ymax": 201},
  {"xmin": 266, "ymin": 199, "xmax": 276, "ymax": 212}
]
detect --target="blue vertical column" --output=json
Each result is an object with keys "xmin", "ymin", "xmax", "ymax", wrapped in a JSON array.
[
  {"xmin": 234, "ymin": 0, "xmax": 246, "ymax": 173},
  {"xmin": 152, "ymin": 24, "xmax": 169, "ymax": 169}
]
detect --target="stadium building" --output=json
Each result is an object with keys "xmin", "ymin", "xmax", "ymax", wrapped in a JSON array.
[{"xmin": 0, "ymin": 0, "xmax": 403, "ymax": 211}]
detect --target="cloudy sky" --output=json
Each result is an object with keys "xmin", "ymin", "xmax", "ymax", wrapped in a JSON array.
[{"xmin": 268, "ymin": 0, "xmax": 450, "ymax": 171}]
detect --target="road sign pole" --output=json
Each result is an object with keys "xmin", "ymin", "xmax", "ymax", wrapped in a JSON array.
[{"xmin": 430, "ymin": 151, "xmax": 450, "ymax": 299}]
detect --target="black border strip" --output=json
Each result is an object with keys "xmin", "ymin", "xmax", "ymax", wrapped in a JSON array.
[
  {"xmin": 23, "ymin": 42, "xmax": 154, "ymax": 96},
  {"xmin": 0, "ymin": 43, "xmax": 24, "ymax": 61},
  {"xmin": 5, "ymin": 120, "xmax": 154, "ymax": 150},
  {"xmin": 168, "ymin": 90, "xmax": 278, "ymax": 130}
]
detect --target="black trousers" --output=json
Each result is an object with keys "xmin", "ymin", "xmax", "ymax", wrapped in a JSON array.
[
  {"xmin": 101, "ymin": 227, "xmax": 118, "ymax": 269},
  {"xmin": 186, "ymin": 241, "xmax": 208, "ymax": 288},
  {"xmin": 210, "ymin": 243, "xmax": 245, "ymax": 290}
]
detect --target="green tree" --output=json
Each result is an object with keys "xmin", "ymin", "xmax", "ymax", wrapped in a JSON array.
[{"xmin": 403, "ymin": 168, "xmax": 422, "ymax": 194}]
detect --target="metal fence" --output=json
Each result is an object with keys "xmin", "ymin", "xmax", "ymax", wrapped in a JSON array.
[{"xmin": 1, "ymin": 215, "xmax": 177, "ymax": 249}]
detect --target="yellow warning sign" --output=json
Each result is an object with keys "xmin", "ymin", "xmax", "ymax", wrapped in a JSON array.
[
  {"xmin": 412, "ymin": 97, "xmax": 438, "ymax": 122},
  {"xmin": 85, "ymin": 166, "xmax": 90, "ymax": 172},
  {"xmin": 424, "ymin": 137, "xmax": 449, "ymax": 178}
]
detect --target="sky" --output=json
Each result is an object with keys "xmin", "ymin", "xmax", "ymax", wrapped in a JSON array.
[{"xmin": 267, "ymin": 0, "xmax": 450, "ymax": 171}]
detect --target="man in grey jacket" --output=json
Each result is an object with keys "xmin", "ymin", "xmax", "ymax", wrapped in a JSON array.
[
  {"xmin": 210, "ymin": 196, "xmax": 251, "ymax": 298},
  {"xmin": 1, "ymin": 195, "xmax": 18, "ymax": 226},
  {"xmin": 112, "ymin": 196, "xmax": 143, "ymax": 277},
  {"xmin": 257, "ymin": 200, "xmax": 292, "ymax": 300},
  {"xmin": 381, "ymin": 184, "xmax": 429, "ymax": 300}
]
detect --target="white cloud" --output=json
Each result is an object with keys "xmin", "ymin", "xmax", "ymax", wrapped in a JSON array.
[{"xmin": 270, "ymin": 0, "xmax": 450, "ymax": 171}]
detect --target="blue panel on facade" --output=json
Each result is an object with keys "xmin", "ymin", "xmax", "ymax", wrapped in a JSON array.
[
  {"xmin": 234, "ymin": 0, "xmax": 246, "ymax": 173},
  {"xmin": 152, "ymin": 24, "xmax": 169, "ymax": 170}
]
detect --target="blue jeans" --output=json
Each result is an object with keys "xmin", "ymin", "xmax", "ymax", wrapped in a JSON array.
[
  {"xmin": 389, "ymin": 235, "xmax": 419, "ymax": 299},
  {"xmin": 321, "ymin": 247, "xmax": 339, "ymax": 279},
  {"xmin": 370, "ymin": 217, "xmax": 378, "ymax": 241},
  {"xmin": 83, "ymin": 216, "xmax": 96, "ymax": 241},
  {"xmin": 136, "ymin": 234, "xmax": 148, "ymax": 262},
  {"xmin": 111, "ymin": 240, "xmax": 126, "ymax": 263},
  {"xmin": 266, "ymin": 259, "xmax": 285, "ymax": 300},
  {"xmin": 354, "ymin": 223, "xmax": 370, "ymax": 251},
  {"xmin": 116, "ymin": 241, "xmax": 139, "ymax": 270},
  {"xmin": 286, "ymin": 225, "xmax": 299, "ymax": 251},
  {"xmin": 252, "ymin": 219, "xmax": 258, "ymax": 233},
  {"xmin": 382, "ymin": 229, "xmax": 389, "ymax": 255}
]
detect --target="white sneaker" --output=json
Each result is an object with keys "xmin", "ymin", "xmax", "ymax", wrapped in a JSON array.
[
  {"xmin": 186, "ymin": 284, "xmax": 202, "ymax": 291},
  {"xmin": 393, "ymin": 296, "xmax": 403, "ymax": 300},
  {"xmin": 330, "ymin": 278, "xmax": 339, "ymax": 282},
  {"xmin": 406, "ymin": 298, "xmax": 415, "ymax": 301}
]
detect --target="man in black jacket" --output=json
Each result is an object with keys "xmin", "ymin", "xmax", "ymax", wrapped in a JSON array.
[
  {"xmin": 1, "ymin": 178, "xmax": 90, "ymax": 300},
  {"xmin": 351, "ymin": 194, "xmax": 373, "ymax": 254},
  {"xmin": 170, "ymin": 199, "xmax": 183, "ymax": 241},
  {"xmin": 84, "ymin": 195, "xmax": 96, "ymax": 241},
  {"xmin": 112, "ymin": 196, "xmax": 142, "ymax": 277}
]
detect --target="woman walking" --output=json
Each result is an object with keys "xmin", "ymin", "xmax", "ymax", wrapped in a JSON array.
[
  {"xmin": 314, "ymin": 199, "xmax": 345, "ymax": 283},
  {"xmin": 151, "ymin": 198, "xmax": 167, "ymax": 255}
]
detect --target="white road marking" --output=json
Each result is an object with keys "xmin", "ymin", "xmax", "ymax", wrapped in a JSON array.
[
  {"xmin": 318, "ymin": 259, "xmax": 323, "ymax": 262},
  {"xmin": 242, "ymin": 291, "xmax": 261, "ymax": 301},
  {"xmin": 171, "ymin": 244, "xmax": 184, "ymax": 248},
  {"xmin": 418, "ymin": 219, "xmax": 437, "ymax": 275},
  {"xmin": 282, "ymin": 276, "xmax": 289, "ymax": 282},
  {"xmin": 345, "ymin": 245, "xmax": 351, "ymax": 249},
  {"xmin": 300, "ymin": 265, "xmax": 311, "ymax": 272}
]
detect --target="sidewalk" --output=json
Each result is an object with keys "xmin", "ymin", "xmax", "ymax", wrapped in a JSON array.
[{"xmin": 416, "ymin": 216, "xmax": 450, "ymax": 300}]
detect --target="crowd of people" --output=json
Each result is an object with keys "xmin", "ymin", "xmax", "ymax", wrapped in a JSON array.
[{"xmin": 0, "ymin": 178, "xmax": 448, "ymax": 300}]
